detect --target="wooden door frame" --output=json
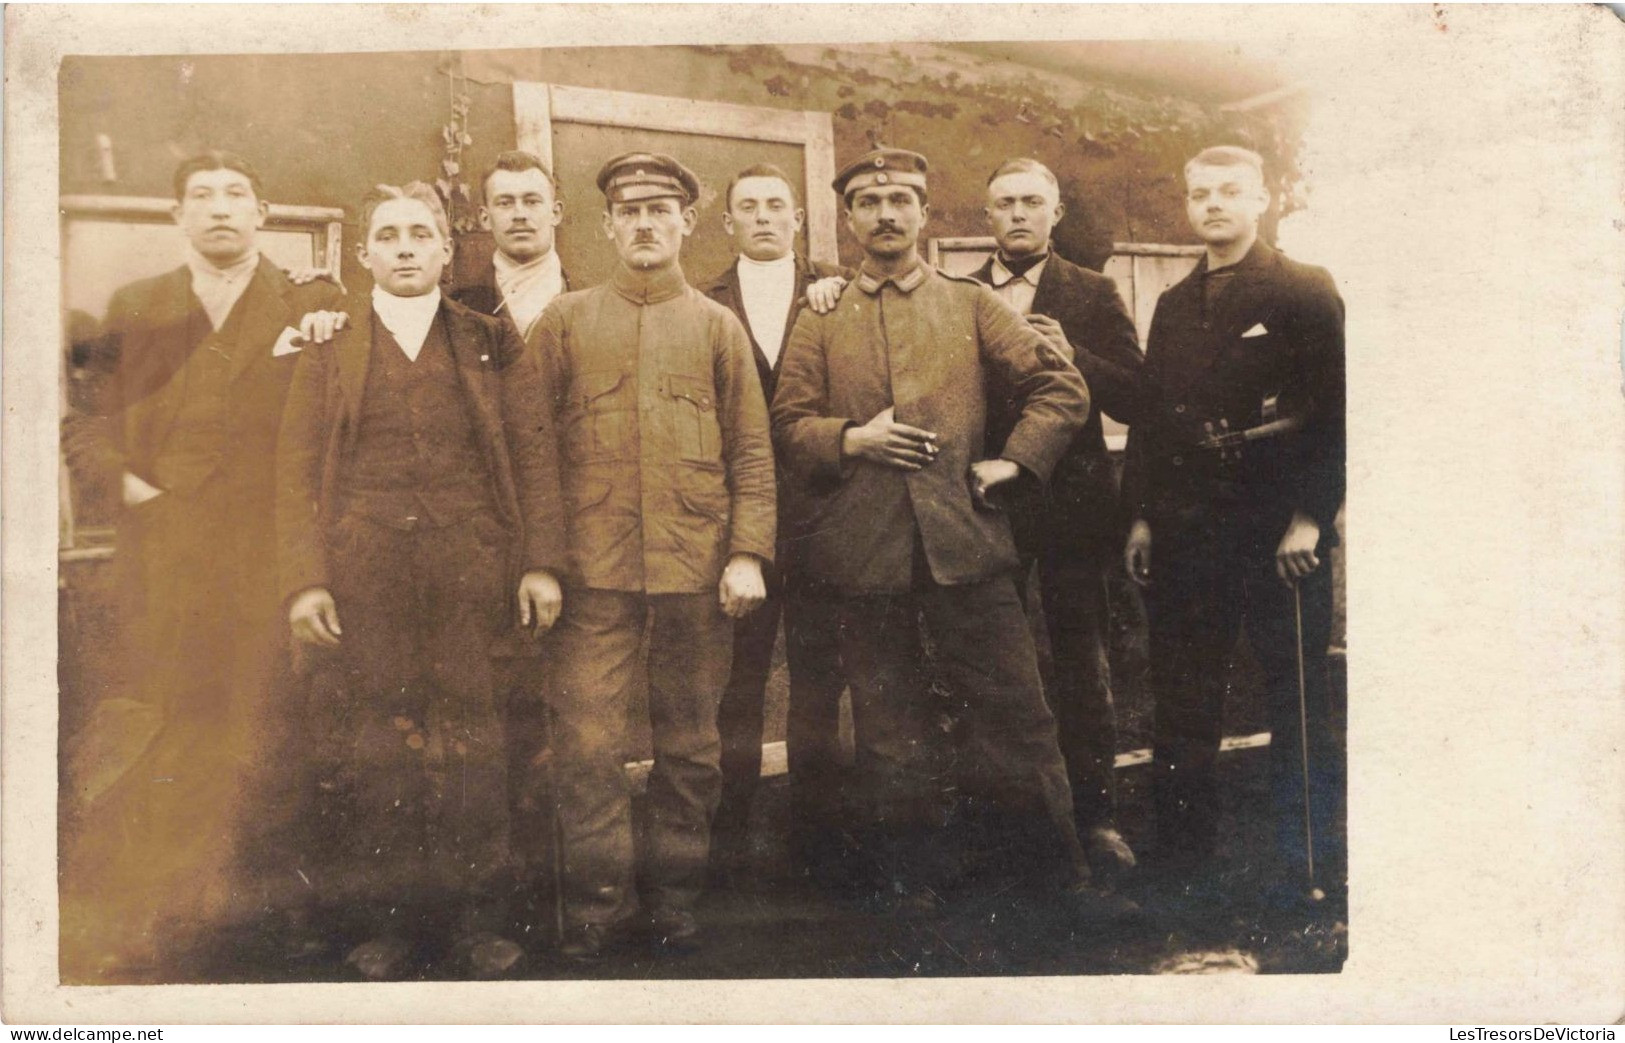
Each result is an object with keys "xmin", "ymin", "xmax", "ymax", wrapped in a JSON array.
[{"xmin": 512, "ymin": 82, "xmax": 839, "ymax": 265}]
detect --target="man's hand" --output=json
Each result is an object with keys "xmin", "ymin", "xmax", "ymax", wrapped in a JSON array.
[
  {"xmin": 718, "ymin": 554, "xmax": 767, "ymax": 619},
  {"xmin": 289, "ymin": 587, "xmax": 342, "ymax": 647},
  {"xmin": 840, "ymin": 406, "xmax": 939, "ymax": 471},
  {"xmin": 1025, "ymin": 314, "xmax": 1075, "ymax": 364},
  {"xmin": 1125, "ymin": 519, "xmax": 1153, "ymax": 587},
  {"xmin": 1275, "ymin": 510, "xmax": 1322, "ymax": 584},
  {"xmin": 804, "ymin": 275, "xmax": 848, "ymax": 316},
  {"xmin": 968, "ymin": 458, "xmax": 1020, "ymax": 510},
  {"xmin": 298, "ymin": 310, "xmax": 350, "ymax": 345},
  {"xmin": 517, "ymin": 570, "xmax": 564, "ymax": 635},
  {"xmin": 121, "ymin": 470, "xmax": 164, "ymax": 508}
]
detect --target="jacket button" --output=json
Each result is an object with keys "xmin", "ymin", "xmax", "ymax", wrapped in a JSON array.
[
  {"xmin": 1175, "ymin": 404, "xmax": 1186, "ymax": 414},
  {"xmin": 1172, "ymin": 456, "xmax": 1183, "ymax": 467}
]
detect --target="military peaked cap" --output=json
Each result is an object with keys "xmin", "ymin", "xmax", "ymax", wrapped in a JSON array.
[
  {"xmin": 832, "ymin": 148, "xmax": 929, "ymax": 197},
  {"xmin": 596, "ymin": 152, "xmax": 701, "ymax": 205}
]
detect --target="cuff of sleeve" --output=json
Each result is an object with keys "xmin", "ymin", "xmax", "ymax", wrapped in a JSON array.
[
  {"xmin": 999, "ymin": 427, "xmax": 1064, "ymax": 485},
  {"xmin": 808, "ymin": 417, "xmax": 858, "ymax": 482},
  {"xmin": 726, "ymin": 541, "xmax": 776, "ymax": 567}
]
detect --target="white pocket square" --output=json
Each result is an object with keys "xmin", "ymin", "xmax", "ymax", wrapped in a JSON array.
[
  {"xmin": 272, "ymin": 327, "xmax": 303, "ymax": 357},
  {"xmin": 1241, "ymin": 322, "xmax": 1269, "ymax": 338}
]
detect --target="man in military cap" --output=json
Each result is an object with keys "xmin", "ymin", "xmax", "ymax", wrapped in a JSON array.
[
  {"xmin": 772, "ymin": 148, "xmax": 1130, "ymax": 916},
  {"xmin": 531, "ymin": 152, "xmax": 776, "ymax": 958},
  {"xmin": 971, "ymin": 157, "xmax": 1146, "ymax": 882},
  {"xmin": 1121, "ymin": 145, "xmax": 1346, "ymax": 905}
]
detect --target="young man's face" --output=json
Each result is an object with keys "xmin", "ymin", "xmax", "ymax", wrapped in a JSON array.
[
  {"xmin": 845, "ymin": 186, "xmax": 927, "ymax": 261},
  {"xmin": 359, "ymin": 197, "xmax": 452, "ymax": 296},
  {"xmin": 602, "ymin": 195, "xmax": 695, "ymax": 271},
  {"xmin": 985, "ymin": 170, "xmax": 1063, "ymax": 259},
  {"xmin": 723, "ymin": 175, "xmax": 803, "ymax": 263},
  {"xmin": 172, "ymin": 167, "xmax": 267, "ymax": 266},
  {"xmin": 480, "ymin": 167, "xmax": 562, "ymax": 264},
  {"xmin": 1184, "ymin": 162, "xmax": 1269, "ymax": 249}
]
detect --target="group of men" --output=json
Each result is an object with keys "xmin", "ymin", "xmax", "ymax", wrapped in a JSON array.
[{"xmin": 60, "ymin": 135, "xmax": 1344, "ymax": 982}]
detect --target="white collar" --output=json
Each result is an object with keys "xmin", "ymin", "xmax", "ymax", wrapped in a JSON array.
[
  {"xmin": 737, "ymin": 252, "xmax": 796, "ymax": 274},
  {"xmin": 493, "ymin": 247, "xmax": 561, "ymax": 281},
  {"xmin": 370, "ymin": 285, "xmax": 442, "ymax": 358},
  {"xmin": 186, "ymin": 247, "xmax": 259, "ymax": 284}
]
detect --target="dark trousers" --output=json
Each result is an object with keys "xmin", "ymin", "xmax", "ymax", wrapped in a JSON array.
[
  {"xmin": 311, "ymin": 510, "xmax": 514, "ymax": 925},
  {"xmin": 715, "ymin": 564, "xmax": 846, "ymax": 848},
  {"xmin": 60, "ymin": 481, "xmax": 287, "ymax": 978},
  {"xmin": 833, "ymin": 575, "xmax": 1090, "ymax": 892},
  {"xmin": 1012, "ymin": 543, "xmax": 1121, "ymax": 833},
  {"xmin": 548, "ymin": 588, "xmax": 732, "ymax": 927},
  {"xmin": 1145, "ymin": 509, "xmax": 1343, "ymax": 879}
]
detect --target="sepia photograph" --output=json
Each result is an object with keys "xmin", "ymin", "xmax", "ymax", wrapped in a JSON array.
[{"xmin": 5, "ymin": 2, "xmax": 1623, "ymax": 1026}]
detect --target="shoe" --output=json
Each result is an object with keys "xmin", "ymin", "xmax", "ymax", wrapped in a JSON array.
[
  {"xmin": 455, "ymin": 932, "xmax": 525, "ymax": 979},
  {"xmin": 344, "ymin": 936, "xmax": 412, "ymax": 981},
  {"xmin": 1085, "ymin": 827, "xmax": 1138, "ymax": 881},
  {"xmin": 558, "ymin": 922, "xmax": 610, "ymax": 963},
  {"xmin": 1062, "ymin": 880, "xmax": 1142, "ymax": 923},
  {"xmin": 648, "ymin": 907, "xmax": 702, "ymax": 952}
]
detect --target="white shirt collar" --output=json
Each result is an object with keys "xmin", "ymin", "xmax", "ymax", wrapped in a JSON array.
[
  {"xmin": 371, "ymin": 285, "xmax": 442, "ymax": 361},
  {"xmin": 186, "ymin": 247, "xmax": 259, "ymax": 284},
  {"xmin": 988, "ymin": 252, "xmax": 1049, "ymax": 289},
  {"xmin": 737, "ymin": 252, "xmax": 796, "ymax": 275}
]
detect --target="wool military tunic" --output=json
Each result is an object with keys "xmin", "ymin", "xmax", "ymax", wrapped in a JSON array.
[
  {"xmin": 771, "ymin": 261, "xmax": 1089, "ymax": 594},
  {"xmin": 531, "ymin": 263, "xmax": 777, "ymax": 594}
]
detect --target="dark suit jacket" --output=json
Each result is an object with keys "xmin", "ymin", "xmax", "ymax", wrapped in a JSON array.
[
  {"xmin": 1120, "ymin": 239, "xmax": 1345, "ymax": 544},
  {"xmin": 67, "ymin": 258, "xmax": 341, "ymax": 497},
  {"xmin": 972, "ymin": 252, "xmax": 1145, "ymax": 556},
  {"xmin": 698, "ymin": 254, "xmax": 851, "ymax": 404},
  {"xmin": 275, "ymin": 293, "xmax": 567, "ymax": 605}
]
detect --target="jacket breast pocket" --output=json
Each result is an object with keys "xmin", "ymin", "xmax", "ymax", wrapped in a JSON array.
[
  {"xmin": 567, "ymin": 370, "xmax": 631, "ymax": 461},
  {"xmin": 664, "ymin": 373, "xmax": 722, "ymax": 468}
]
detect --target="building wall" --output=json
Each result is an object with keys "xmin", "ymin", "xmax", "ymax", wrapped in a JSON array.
[{"xmin": 60, "ymin": 44, "xmax": 1296, "ymax": 292}]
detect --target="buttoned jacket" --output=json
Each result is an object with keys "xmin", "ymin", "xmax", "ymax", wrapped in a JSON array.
[
  {"xmin": 771, "ymin": 260, "xmax": 1089, "ymax": 594},
  {"xmin": 972, "ymin": 251, "xmax": 1146, "ymax": 554},
  {"xmin": 1120, "ymin": 240, "xmax": 1345, "ymax": 541},
  {"xmin": 531, "ymin": 263, "xmax": 777, "ymax": 594},
  {"xmin": 275, "ymin": 293, "xmax": 567, "ymax": 603}
]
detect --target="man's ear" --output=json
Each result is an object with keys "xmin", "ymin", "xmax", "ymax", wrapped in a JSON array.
[
  {"xmin": 792, "ymin": 207, "xmax": 806, "ymax": 233},
  {"xmin": 681, "ymin": 206, "xmax": 698, "ymax": 236},
  {"xmin": 722, "ymin": 212, "xmax": 736, "ymax": 237},
  {"xmin": 550, "ymin": 199, "xmax": 564, "ymax": 228},
  {"xmin": 254, "ymin": 199, "xmax": 269, "ymax": 230},
  {"xmin": 170, "ymin": 202, "xmax": 184, "ymax": 226},
  {"xmin": 355, "ymin": 242, "xmax": 371, "ymax": 266},
  {"xmin": 1052, "ymin": 201, "xmax": 1066, "ymax": 227},
  {"xmin": 600, "ymin": 210, "xmax": 615, "ymax": 241},
  {"xmin": 478, "ymin": 206, "xmax": 493, "ymax": 232}
]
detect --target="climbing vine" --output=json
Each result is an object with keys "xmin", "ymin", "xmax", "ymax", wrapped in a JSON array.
[{"xmin": 436, "ymin": 56, "xmax": 479, "ymax": 235}]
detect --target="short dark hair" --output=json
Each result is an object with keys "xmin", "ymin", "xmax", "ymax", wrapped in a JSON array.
[
  {"xmin": 172, "ymin": 150, "xmax": 264, "ymax": 202},
  {"xmin": 985, "ymin": 157, "xmax": 1059, "ymax": 190},
  {"xmin": 480, "ymin": 150, "xmax": 558, "ymax": 201},
  {"xmin": 359, "ymin": 182, "xmax": 449, "ymax": 240},
  {"xmin": 725, "ymin": 164, "xmax": 800, "ymax": 210},
  {"xmin": 1184, "ymin": 146, "xmax": 1266, "ymax": 181}
]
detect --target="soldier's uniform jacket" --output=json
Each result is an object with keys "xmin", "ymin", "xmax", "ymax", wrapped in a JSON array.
[
  {"xmin": 772, "ymin": 261, "xmax": 1090, "ymax": 594},
  {"xmin": 532, "ymin": 262, "xmax": 777, "ymax": 594},
  {"xmin": 1120, "ymin": 239, "xmax": 1345, "ymax": 540}
]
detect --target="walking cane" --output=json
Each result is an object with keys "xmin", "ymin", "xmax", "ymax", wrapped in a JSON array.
[{"xmin": 1292, "ymin": 580, "xmax": 1327, "ymax": 903}]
